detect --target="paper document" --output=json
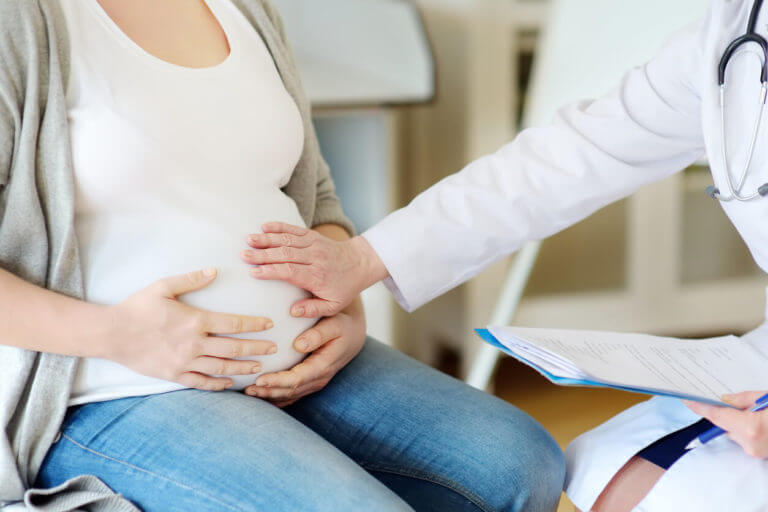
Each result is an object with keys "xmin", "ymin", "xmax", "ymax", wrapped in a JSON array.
[{"xmin": 478, "ymin": 326, "xmax": 768, "ymax": 404}]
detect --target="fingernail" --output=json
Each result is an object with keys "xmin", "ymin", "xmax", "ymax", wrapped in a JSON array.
[
  {"xmin": 292, "ymin": 307, "xmax": 305, "ymax": 317},
  {"xmin": 203, "ymin": 267, "xmax": 217, "ymax": 276},
  {"xmin": 268, "ymin": 346, "xmax": 278, "ymax": 355},
  {"xmin": 251, "ymin": 267, "xmax": 263, "ymax": 276},
  {"xmin": 224, "ymin": 381, "xmax": 233, "ymax": 389},
  {"xmin": 252, "ymin": 365, "xmax": 261, "ymax": 373},
  {"xmin": 265, "ymin": 320, "xmax": 274, "ymax": 330},
  {"xmin": 296, "ymin": 338, "xmax": 308, "ymax": 351}
]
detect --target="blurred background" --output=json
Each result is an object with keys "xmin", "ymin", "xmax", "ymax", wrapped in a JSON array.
[{"xmin": 271, "ymin": 1, "xmax": 768, "ymax": 509}]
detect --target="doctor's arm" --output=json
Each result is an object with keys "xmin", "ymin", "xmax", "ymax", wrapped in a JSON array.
[{"xmin": 249, "ymin": 19, "xmax": 709, "ymax": 318}]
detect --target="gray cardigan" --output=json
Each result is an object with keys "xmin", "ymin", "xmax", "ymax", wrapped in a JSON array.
[{"xmin": 0, "ymin": 1, "xmax": 352, "ymax": 510}]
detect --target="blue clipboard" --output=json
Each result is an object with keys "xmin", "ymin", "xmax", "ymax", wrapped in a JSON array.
[{"xmin": 475, "ymin": 329, "xmax": 725, "ymax": 405}]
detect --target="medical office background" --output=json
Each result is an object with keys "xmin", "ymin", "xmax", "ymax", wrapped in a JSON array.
[{"xmin": 276, "ymin": 0, "xmax": 764, "ymax": 507}]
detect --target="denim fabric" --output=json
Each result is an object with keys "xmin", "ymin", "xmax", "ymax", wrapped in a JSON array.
[{"xmin": 37, "ymin": 339, "xmax": 564, "ymax": 512}]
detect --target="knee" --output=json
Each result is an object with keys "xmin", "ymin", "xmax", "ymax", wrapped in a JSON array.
[
  {"xmin": 512, "ymin": 425, "xmax": 566, "ymax": 512},
  {"xmin": 463, "ymin": 408, "xmax": 565, "ymax": 512}
]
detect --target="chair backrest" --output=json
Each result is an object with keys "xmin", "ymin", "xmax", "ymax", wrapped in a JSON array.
[{"xmin": 524, "ymin": 0, "xmax": 710, "ymax": 127}]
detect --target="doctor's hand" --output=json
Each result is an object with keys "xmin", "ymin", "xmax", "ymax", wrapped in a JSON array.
[
  {"xmin": 685, "ymin": 392, "xmax": 768, "ymax": 458},
  {"xmin": 243, "ymin": 298, "xmax": 366, "ymax": 407},
  {"xmin": 243, "ymin": 222, "xmax": 388, "ymax": 318}
]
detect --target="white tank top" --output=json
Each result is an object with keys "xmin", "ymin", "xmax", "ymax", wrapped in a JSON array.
[{"xmin": 62, "ymin": 0, "xmax": 316, "ymax": 405}]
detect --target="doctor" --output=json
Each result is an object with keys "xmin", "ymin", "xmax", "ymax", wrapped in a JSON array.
[{"xmin": 243, "ymin": 0, "xmax": 768, "ymax": 510}]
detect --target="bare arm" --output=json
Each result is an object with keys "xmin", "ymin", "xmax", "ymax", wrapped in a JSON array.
[
  {"xmin": 0, "ymin": 266, "xmax": 278, "ymax": 390},
  {"xmin": 0, "ymin": 267, "xmax": 114, "ymax": 358}
]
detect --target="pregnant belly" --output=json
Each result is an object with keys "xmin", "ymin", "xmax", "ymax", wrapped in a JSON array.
[
  {"xmin": 78, "ymin": 203, "xmax": 316, "ymax": 390},
  {"xmin": 182, "ymin": 264, "xmax": 316, "ymax": 389}
]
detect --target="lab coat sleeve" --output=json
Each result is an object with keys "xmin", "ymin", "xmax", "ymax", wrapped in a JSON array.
[{"xmin": 363, "ymin": 19, "xmax": 708, "ymax": 312}]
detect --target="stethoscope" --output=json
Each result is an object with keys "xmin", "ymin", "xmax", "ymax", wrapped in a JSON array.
[{"xmin": 708, "ymin": 0, "xmax": 768, "ymax": 201}]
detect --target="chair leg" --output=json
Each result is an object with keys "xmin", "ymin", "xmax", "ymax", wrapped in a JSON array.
[
  {"xmin": 464, "ymin": 241, "xmax": 542, "ymax": 391},
  {"xmin": 466, "ymin": 342, "xmax": 502, "ymax": 390}
]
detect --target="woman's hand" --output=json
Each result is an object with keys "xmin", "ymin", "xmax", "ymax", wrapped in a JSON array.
[
  {"xmin": 685, "ymin": 391, "xmax": 768, "ymax": 458},
  {"xmin": 243, "ymin": 299, "xmax": 366, "ymax": 407},
  {"xmin": 106, "ymin": 268, "xmax": 277, "ymax": 391},
  {"xmin": 244, "ymin": 222, "xmax": 388, "ymax": 318}
]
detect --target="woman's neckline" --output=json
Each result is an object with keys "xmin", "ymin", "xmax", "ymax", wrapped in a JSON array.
[{"xmin": 86, "ymin": 0, "xmax": 235, "ymax": 72}]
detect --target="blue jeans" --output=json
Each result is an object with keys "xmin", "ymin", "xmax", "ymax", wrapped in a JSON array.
[{"xmin": 37, "ymin": 339, "xmax": 564, "ymax": 512}]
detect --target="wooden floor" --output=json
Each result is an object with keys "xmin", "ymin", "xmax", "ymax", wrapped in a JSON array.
[{"xmin": 493, "ymin": 357, "xmax": 647, "ymax": 512}]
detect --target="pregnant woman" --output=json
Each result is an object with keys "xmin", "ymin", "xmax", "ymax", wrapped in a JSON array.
[{"xmin": 0, "ymin": 1, "xmax": 564, "ymax": 511}]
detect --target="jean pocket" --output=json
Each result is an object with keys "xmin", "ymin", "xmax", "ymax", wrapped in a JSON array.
[{"xmin": 62, "ymin": 395, "xmax": 156, "ymax": 448}]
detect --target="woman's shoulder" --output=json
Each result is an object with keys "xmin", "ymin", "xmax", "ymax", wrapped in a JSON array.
[
  {"xmin": 0, "ymin": 0, "xmax": 68, "ymax": 88},
  {"xmin": 0, "ymin": 0, "xmax": 51, "ymax": 29},
  {"xmin": 0, "ymin": 2, "xmax": 39, "ymax": 90},
  {"xmin": 0, "ymin": 0, "xmax": 64, "ymax": 58}
]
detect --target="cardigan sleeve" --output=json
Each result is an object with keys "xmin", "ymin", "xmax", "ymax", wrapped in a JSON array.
[
  {"xmin": 262, "ymin": 2, "xmax": 356, "ymax": 236},
  {"xmin": 307, "ymin": 139, "xmax": 356, "ymax": 234}
]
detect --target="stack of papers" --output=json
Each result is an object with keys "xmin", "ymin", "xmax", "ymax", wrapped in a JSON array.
[{"xmin": 477, "ymin": 326, "xmax": 768, "ymax": 405}]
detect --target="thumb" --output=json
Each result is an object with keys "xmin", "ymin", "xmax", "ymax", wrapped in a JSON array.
[
  {"xmin": 157, "ymin": 267, "xmax": 218, "ymax": 298},
  {"xmin": 290, "ymin": 298, "xmax": 340, "ymax": 319},
  {"xmin": 722, "ymin": 391, "xmax": 768, "ymax": 409}
]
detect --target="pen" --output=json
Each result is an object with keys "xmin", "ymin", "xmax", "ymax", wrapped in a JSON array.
[{"xmin": 686, "ymin": 392, "xmax": 768, "ymax": 450}]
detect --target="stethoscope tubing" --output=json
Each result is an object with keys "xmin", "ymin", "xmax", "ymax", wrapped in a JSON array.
[
  {"xmin": 712, "ymin": 0, "xmax": 768, "ymax": 202},
  {"xmin": 717, "ymin": 82, "xmax": 767, "ymax": 201}
]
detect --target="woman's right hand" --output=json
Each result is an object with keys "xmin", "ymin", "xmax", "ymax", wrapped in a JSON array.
[{"xmin": 105, "ymin": 267, "xmax": 276, "ymax": 391}]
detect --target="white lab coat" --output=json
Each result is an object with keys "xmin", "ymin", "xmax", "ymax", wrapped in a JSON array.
[{"xmin": 362, "ymin": 1, "xmax": 768, "ymax": 510}]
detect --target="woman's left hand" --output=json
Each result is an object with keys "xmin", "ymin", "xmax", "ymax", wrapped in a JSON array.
[
  {"xmin": 684, "ymin": 391, "xmax": 768, "ymax": 458},
  {"xmin": 244, "ymin": 300, "xmax": 366, "ymax": 407}
]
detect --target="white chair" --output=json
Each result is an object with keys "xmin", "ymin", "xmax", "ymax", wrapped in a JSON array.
[{"xmin": 466, "ymin": 0, "xmax": 709, "ymax": 390}]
